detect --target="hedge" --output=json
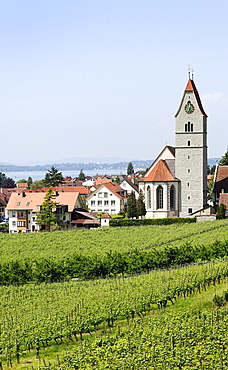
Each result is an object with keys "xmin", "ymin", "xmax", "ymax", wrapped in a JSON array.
[{"xmin": 109, "ymin": 217, "xmax": 196, "ymax": 227}]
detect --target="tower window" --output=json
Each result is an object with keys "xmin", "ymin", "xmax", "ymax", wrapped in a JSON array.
[
  {"xmin": 188, "ymin": 155, "xmax": 190, "ymax": 159},
  {"xmin": 188, "ymin": 208, "xmax": 192, "ymax": 214},
  {"xmin": 188, "ymin": 169, "xmax": 190, "ymax": 173},
  {"xmin": 188, "ymin": 141, "xmax": 190, "ymax": 146},
  {"xmin": 185, "ymin": 122, "xmax": 193, "ymax": 132},
  {"xmin": 187, "ymin": 182, "xmax": 190, "ymax": 187}
]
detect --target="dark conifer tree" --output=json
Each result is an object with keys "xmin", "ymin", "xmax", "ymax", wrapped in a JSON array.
[
  {"xmin": 127, "ymin": 162, "xmax": 134, "ymax": 175},
  {"xmin": 136, "ymin": 189, "xmax": 146, "ymax": 217},
  {"xmin": 127, "ymin": 191, "xmax": 137, "ymax": 219}
]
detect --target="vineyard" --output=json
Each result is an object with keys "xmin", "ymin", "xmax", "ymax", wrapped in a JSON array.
[
  {"xmin": 1, "ymin": 260, "xmax": 228, "ymax": 369},
  {"xmin": 1, "ymin": 220, "xmax": 228, "ymax": 283},
  {"xmin": 1, "ymin": 219, "xmax": 228, "ymax": 368}
]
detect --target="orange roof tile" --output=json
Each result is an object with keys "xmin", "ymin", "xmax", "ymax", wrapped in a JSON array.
[
  {"xmin": 214, "ymin": 166, "xmax": 228, "ymax": 193},
  {"xmin": 6, "ymin": 191, "xmax": 80, "ymax": 212},
  {"xmin": 185, "ymin": 79, "xmax": 207, "ymax": 117},
  {"xmin": 95, "ymin": 178, "xmax": 112, "ymax": 186},
  {"xmin": 141, "ymin": 160, "xmax": 176, "ymax": 182}
]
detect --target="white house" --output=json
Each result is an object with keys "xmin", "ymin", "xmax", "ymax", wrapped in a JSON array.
[
  {"xmin": 86, "ymin": 182, "xmax": 127, "ymax": 214},
  {"xmin": 120, "ymin": 177, "xmax": 139, "ymax": 199}
]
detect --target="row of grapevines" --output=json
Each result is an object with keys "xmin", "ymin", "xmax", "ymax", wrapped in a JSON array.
[
  {"xmin": 0, "ymin": 260, "xmax": 228, "ymax": 361},
  {"xmin": 0, "ymin": 219, "xmax": 228, "ymax": 263}
]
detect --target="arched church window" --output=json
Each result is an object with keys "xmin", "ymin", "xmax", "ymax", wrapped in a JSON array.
[
  {"xmin": 170, "ymin": 185, "xmax": 175, "ymax": 210},
  {"xmin": 147, "ymin": 185, "xmax": 151, "ymax": 209},
  {"xmin": 156, "ymin": 185, "xmax": 163, "ymax": 209}
]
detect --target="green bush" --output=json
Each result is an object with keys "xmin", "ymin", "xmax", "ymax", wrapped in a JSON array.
[
  {"xmin": 216, "ymin": 203, "xmax": 226, "ymax": 219},
  {"xmin": 110, "ymin": 217, "xmax": 196, "ymax": 227}
]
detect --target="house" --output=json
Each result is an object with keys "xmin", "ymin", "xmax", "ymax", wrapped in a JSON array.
[
  {"xmin": 0, "ymin": 188, "xmax": 12, "ymax": 221},
  {"xmin": 139, "ymin": 74, "xmax": 208, "ymax": 218},
  {"xmin": 100, "ymin": 212, "xmax": 111, "ymax": 228},
  {"xmin": 212, "ymin": 165, "xmax": 228, "ymax": 209},
  {"xmin": 120, "ymin": 176, "xmax": 139, "ymax": 199},
  {"xmin": 6, "ymin": 189, "xmax": 85, "ymax": 233},
  {"xmin": 86, "ymin": 182, "xmax": 127, "ymax": 214},
  {"xmin": 71, "ymin": 209, "xmax": 100, "ymax": 228}
]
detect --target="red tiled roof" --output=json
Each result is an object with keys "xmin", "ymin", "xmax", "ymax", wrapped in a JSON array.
[
  {"xmin": 26, "ymin": 186, "xmax": 91, "ymax": 194},
  {"xmin": 71, "ymin": 219, "xmax": 99, "ymax": 225},
  {"xmin": 103, "ymin": 182, "xmax": 125, "ymax": 198},
  {"xmin": 100, "ymin": 213, "xmax": 111, "ymax": 219},
  {"xmin": 6, "ymin": 191, "xmax": 80, "ymax": 212},
  {"xmin": 214, "ymin": 166, "xmax": 228, "ymax": 193},
  {"xmin": 141, "ymin": 160, "xmax": 176, "ymax": 182},
  {"xmin": 185, "ymin": 79, "xmax": 207, "ymax": 117},
  {"xmin": 95, "ymin": 178, "xmax": 112, "ymax": 186}
]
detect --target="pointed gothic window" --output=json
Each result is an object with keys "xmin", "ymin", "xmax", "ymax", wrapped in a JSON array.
[
  {"xmin": 147, "ymin": 185, "xmax": 151, "ymax": 209},
  {"xmin": 156, "ymin": 185, "xmax": 163, "ymax": 209},
  {"xmin": 170, "ymin": 185, "xmax": 175, "ymax": 210}
]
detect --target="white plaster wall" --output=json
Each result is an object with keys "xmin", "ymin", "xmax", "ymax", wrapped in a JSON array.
[{"xmin": 175, "ymin": 89, "xmax": 207, "ymax": 216}]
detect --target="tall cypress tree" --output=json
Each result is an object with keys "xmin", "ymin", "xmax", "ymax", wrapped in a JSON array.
[
  {"xmin": 127, "ymin": 191, "xmax": 137, "ymax": 219},
  {"xmin": 127, "ymin": 162, "xmax": 134, "ymax": 175},
  {"xmin": 136, "ymin": 189, "xmax": 146, "ymax": 217}
]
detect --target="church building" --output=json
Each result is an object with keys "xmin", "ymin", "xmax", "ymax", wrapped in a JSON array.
[{"xmin": 139, "ymin": 75, "xmax": 208, "ymax": 218}]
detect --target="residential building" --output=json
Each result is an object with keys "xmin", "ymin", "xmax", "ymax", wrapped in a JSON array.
[
  {"xmin": 86, "ymin": 182, "xmax": 127, "ymax": 214},
  {"xmin": 120, "ymin": 177, "xmax": 139, "ymax": 199},
  {"xmin": 6, "ymin": 190, "xmax": 85, "ymax": 232},
  {"xmin": 212, "ymin": 165, "xmax": 228, "ymax": 209}
]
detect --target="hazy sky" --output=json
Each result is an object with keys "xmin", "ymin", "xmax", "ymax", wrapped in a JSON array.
[{"xmin": 0, "ymin": 0, "xmax": 228, "ymax": 165}]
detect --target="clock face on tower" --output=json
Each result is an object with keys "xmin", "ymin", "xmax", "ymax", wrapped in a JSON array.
[{"xmin": 185, "ymin": 101, "xmax": 195, "ymax": 114}]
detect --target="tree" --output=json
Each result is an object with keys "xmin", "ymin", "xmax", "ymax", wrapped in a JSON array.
[
  {"xmin": 43, "ymin": 166, "xmax": 63, "ymax": 187},
  {"xmin": 0, "ymin": 172, "xmax": 16, "ymax": 188},
  {"xmin": 216, "ymin": 203, "xmax": 226, "ymax": 219},
  {"xmin": 219, "ymin": 147, "xmax": 228, "ymax": 166},
  {"xmin": 136, "ymin": 189, "xmax": 146, "ymax": 217},
  {"xmin": 30, "ymin": 180, "xmax": 46, "ymax": 189},
  {"xmin": 17, "ymin": 179, "xmax": 27, "ymax": 183},
  {"xmin": 207, "ymin": 174, "xmax": 214, "ymax": 201},
  {"xmin": 27, "ymin": 177, "xmax": 33, "ymax": 188},
  {"xmin": 78, "ymin": 169, "xmax": 85, "ymax": 181},
  {"xmin": 2, "ymin": 177, "xmax": 16, "ymax": 188},
  {"xmin": 127, "ymin": 191, "xmax": 137, "ymax": 219},
  {"xmin": 127, "ymin": 162, "xmax": 134, "ymax": 175},
  {"xmin": 114, "ymin": 176, "xmax": 120, "ymax": 185},
  {"xmin": 36, "ymin": 187, "xmax": 58, "ymax": 231}
]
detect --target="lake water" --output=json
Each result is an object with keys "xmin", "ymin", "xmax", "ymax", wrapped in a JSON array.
[{"xmin": 4, "ymin": 169, "xmax": 128, "ymax": 182}]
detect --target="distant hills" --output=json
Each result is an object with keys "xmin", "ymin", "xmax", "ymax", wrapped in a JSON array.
[
  {"xmin": 0, "ymin": 158, "xmax": 220, "ymax": 173},
  {"xmin": 0, "ymin": 160, "xmax": 152, "ymax": 173}
]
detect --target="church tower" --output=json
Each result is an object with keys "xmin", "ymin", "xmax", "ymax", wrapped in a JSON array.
[{"xmin": 175, "ymin": 75, "xmax": 208, "ymax": 216}]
